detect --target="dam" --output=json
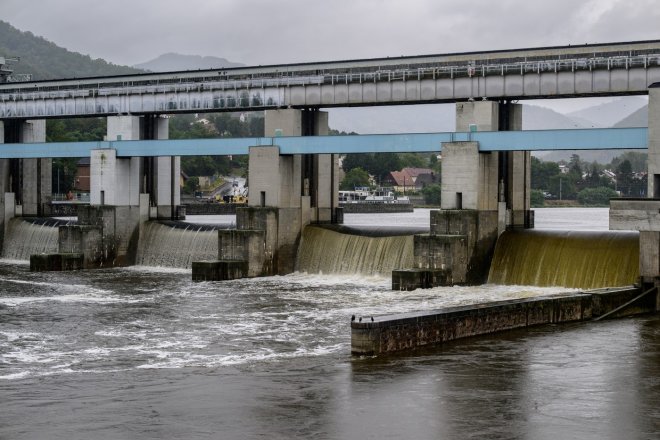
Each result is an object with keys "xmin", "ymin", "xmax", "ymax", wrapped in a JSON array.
[{"xmin": 0, "ymin": 40, "xmax": 659, "ymax": 362}]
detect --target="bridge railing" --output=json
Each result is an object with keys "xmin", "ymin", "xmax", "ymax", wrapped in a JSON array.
[{"xmin": 1, "ymin": 54, "xmax": 659, "ymax": 103}]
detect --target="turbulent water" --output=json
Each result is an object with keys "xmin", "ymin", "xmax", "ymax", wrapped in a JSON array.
[{"xmin": 1, "ymin": 208, "xmax": 658, "ymax": 439}]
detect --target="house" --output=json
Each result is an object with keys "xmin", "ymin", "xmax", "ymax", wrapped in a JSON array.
[{"xmin": 383, "ymin": 167, "xmax": 437, "ymax": 192}]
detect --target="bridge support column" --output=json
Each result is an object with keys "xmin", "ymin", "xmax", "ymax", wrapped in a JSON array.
[
  {"xmin": 0, "ymin": 120, "xmax": 51, "ymax": 217},
  {"xmin": 105, "ymin": 115, "xmax": 180, "ymax": 220},
  {"xmin": 410, "ymin": 101, "xmax": 530, "ymax": 286},
  {"xmin": 210, "ymin": 109, "xmax": 337, "ymax": 278}
]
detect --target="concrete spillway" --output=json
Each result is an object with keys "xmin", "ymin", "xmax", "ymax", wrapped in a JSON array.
[
  {"xmin": 136, "ymin": 222, "xmax": 220, "ymax": 269},
  {"xmin": 296, "ymin": 225, "xmax": 414, "ymax": 276},
  {"xmin": 488, "ymin": 230, "xmax": 639, "ymax": 289},
  {"xmin": 1, "ymin": 218, "xmax": 60, "ymax": 261}
]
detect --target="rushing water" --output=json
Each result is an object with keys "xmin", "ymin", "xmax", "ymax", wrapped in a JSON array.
[{"xmin": 1, "ymin": 208, "xmax": 658, "ymax": 439}]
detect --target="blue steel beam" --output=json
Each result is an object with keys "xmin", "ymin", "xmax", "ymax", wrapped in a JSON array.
[{"xmin": 0, "ymin": 128, "xmax": 648, "ymax": 159}]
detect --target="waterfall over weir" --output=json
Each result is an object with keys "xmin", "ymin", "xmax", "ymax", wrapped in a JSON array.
[
  {"xmin": 135, "ymin": 222, "xmax": 220, "ymax": 269},
  {"xmin": 1, "ymin": 218, "xmax": 63, "ymax": 261},
  {"xmin": 296, "ymin": 226, "xmax": 414, "ymax": 276},
  {"xmin": 488, "ymin": 230, "xmax": 639, "ymax": 289}
]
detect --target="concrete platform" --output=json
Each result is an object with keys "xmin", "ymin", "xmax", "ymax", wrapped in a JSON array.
[
  {"xmin": 30, "ymin": 253, "xmax": 84, "ymax": 271},
  {"xmin": 192, "ymin": 260, "xmax": 249, "ymax": 282}
]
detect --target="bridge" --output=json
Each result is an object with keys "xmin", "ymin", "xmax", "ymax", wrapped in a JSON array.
[
  {"xmin": 0, "ymin": 40, "xmax": 659, "ymax": 119},
  {"xmin": 0, "ymin": 41, "xmax": 659, "ymax": 289},
  {"xmin": 0, "ymin": 127, "xmax": 649, "ymax": 158}
]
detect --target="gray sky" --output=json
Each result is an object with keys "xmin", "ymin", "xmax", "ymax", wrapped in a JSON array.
[
  {"xmin": 3, "ymin": 0, "xmax": 659, "ymax": 67},
  {"xmin": 2, "ymin": 0, "xmax": 657, "ymax": 131}
]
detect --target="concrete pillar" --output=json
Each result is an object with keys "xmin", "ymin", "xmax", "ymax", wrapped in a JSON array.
[
  {"xmin": 227, "ymin": 109, "xmax": 335, "ymax": 276},
  {"xmin": 103, "ymin": 115, "xmax": 179, "ymax": 219},
  {"xmin": 648, "ymin": 86, "xmax": 660, "ymax": 197},
  {"xmin": 263, "ymin": 109, "xmax": 335, "ymax": 224},
  {"xmin": 0, "ymin": 120, "xmax": 51, "ymax": 217},
  {"xmin": 610, "ymin": 85, "xmax": 660, "ymax": 289},
  {"xmin": 452, "ymin": 101, "xmax": 530, "ymax": 228},
  {"xmin": 0, "ymin": 121, "xmax": 7, "ymax": 250}
]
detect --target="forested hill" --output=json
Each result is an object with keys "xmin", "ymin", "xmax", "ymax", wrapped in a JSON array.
[{"xmin": 0, "ymin": 20, "xmax": 143, "ymax": 80}]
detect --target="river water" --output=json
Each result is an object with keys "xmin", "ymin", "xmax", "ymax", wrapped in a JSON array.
[{"xmin": 1, "ymin": 208, "xmax": 658, "ymax": 439}]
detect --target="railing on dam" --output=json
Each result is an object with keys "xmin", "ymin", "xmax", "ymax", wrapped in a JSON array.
[
  {"xmin": 0, "ymin": 127, "xmax": 648, "ymax": 159},
  {"xmin": 1, "ymin": 40, "xmax": 660, "ymax": 118}
]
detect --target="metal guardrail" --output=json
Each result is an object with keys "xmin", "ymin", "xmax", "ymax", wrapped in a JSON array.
[{"xmin": 1, "ymin": 54, "xmax": 658, "ymax": 103}]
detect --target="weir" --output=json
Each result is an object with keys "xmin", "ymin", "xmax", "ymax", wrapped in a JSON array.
[
  {"xmin": 1, "ymin": 218, "xmax": 60, "ymax": 261},
  {"xmin": 296, "ymin": 226, "xmax": 414, "ymax": 276},
  {"xmin": 488, "ymin": 230, "xmax": 640, "ymax": 289},
  {"xmin": 136, "ymin": 222, "xmax": 220, "ymax": 269}
]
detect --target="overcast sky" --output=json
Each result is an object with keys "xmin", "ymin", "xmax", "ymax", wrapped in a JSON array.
[
  {"xmin": 4, "ymin": 0, "xmax": 659, "ymax": 67},
  {"xmin": 2, "ymin": 0, "xmax": 658, "ymax": 130}
]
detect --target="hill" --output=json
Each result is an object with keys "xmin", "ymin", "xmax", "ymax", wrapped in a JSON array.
[
  {"xmin": 0, "ymin": 20, "xmax": 142, "ymax": 80},
  {"xmin": 134, "ymin": 53, "xmax": 244, "ymax": 72},
  {"xmin": 567, "ymin": 96, "xmax": 647, "ymax": 127}
]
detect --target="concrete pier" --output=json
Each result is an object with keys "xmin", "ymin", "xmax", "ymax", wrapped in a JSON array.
[
  {"xmin": 0, "ymin": 119, "xmax": 51, "ymax": 218},
  {"xmin": 351, "ymin": 287, "xmax": 657, "ymax": 356},
  {"xmin": 405, "ymin": 101, "xmax": 532, "ymax": 287},
  {"xmin": 201, "ymin": 108, "xmax": 340, "ymax": 278}
]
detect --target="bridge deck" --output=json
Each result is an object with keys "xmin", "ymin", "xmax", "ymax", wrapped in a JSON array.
[
  {"xmin": 0, "ymin": 128, "xmax": 647, "ymax": 158},
  {"xmin": 1, "ymin": 40, "xmax": 659, "ymax": 119}
]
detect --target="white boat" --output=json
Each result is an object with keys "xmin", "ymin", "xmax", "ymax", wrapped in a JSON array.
[{"xmin": 339, "ymin": 187, "xmax": 410, "ymax": 204}]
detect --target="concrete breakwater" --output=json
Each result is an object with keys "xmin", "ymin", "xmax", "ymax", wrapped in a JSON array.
[{"xmin": 351, "ymin": 287, "xmax": 658, "ymax": 356}]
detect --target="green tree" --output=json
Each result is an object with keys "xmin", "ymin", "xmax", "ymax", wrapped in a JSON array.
[
  {"xmin": 531, "ymin": 157, "xmax": 560, "ymax": 190},
  {"xmin": 530, "ymin": 189, "xmax": 545, "ymax": 207},
  {"xmin": 549, "ymin": 174, "xmax": 577, "ymax": 200},
  {"xmin": 399, "ymin": 153, "xmax": 427, "ymax": 169},
  {"xmin": 340, "ymin": 167, "xmax": 371, "ymax": 190},
  {"xmin": 610, "ymin": 152, "xmax": 647, "ymax": 173},
  {"xmin": 183, "ymin": 176, "xmax": 200, "ymax": 195},
  {"xmin": 577, "ymin": 187, "xmax": 618, "ymax": 206},
  {"xmin": 616, "ymin": 159, "xmax": 633, "ymax": 196},
  {"xmin": 421, "ymin": 183, "xmax": 442, "ymax": 206}
]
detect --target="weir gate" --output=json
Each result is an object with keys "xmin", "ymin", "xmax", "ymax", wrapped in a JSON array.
[{"xmin": 1, "ymin": 40, "xmax": 660, "ymax": 289}]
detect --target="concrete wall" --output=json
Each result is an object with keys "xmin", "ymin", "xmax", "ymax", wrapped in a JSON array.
[
  {"xmin": 649, "ymin": 87, "xmax": 660, "ymax": 197},
  {"xmin": 441, "ymin": 142, "xmax": 480, "ymax": 210},
  {"xmin": 352, "ymin": 293, "xmax": 593, "ymax": 356},
  {"xmin": 91, "ymin": 149, "xmax": 141, "ymax": 206}
]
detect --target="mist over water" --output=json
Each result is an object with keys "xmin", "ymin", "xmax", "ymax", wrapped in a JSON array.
[{"xmin": 1, "ymin": 208, "xmax": 657, "ymax": 440}]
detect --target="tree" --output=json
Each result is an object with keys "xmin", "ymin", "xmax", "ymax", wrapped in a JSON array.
[
  {"xmin": 610, "ymin": 152, "xmax": 647, "ymax": 173},
  {"xmin": 530, "ymin": 189, "xmax": 545, "ymax": 207},
  {"xmin": 577, "ymin": 187, "xmax": 618, "ymax": 206},
  {"xmin": 340, "ymin": 167, "xmax": 371, "ymax": 190},
  {"xmin": 421, "ymin": 184, "xmax": 442, "ymax": 206},
  {"xmin": 549, "ymin": 174, "xmax": 577, "ymax": 200},
  {"xmin": 531, "ymin": 157, "xmax": 560, "ymax": 190},
  {"xmin": 182, "ymin": 176, "xmax": 200, "ymax": 195},
  {"xmin": 616, "ymin": 159, "xmax": 633, "ymax": 196},
  {"xmin": 399, "ymin": 153, "xmax": 427, "ymax": 169},
  {"xmin": 341, "ymin": 153, "xmax": 402, "ymax": 184}
]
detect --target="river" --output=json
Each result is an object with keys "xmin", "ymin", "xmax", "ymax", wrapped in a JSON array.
[{"xmin": 0, "ymin": 208, "xmax": 657, "ymax": 439}]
